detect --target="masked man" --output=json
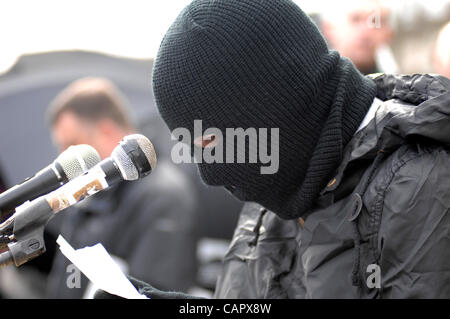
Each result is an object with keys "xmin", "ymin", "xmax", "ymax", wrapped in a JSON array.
[{"xmin": 98, "ymin": 0, "xmax": 450, "ymax": 299}]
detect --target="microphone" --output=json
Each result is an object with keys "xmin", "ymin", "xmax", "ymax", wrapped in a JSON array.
[
  {"xmin": 45, "ymin": 134, "xmax": 157, "ymax": 214},
  {"xmin": 0, "ymin": 144, "xmax": 101, "ymax": 220},
  {"xmin": 0, "ymin": 134, "xmax": 156, "ymax": 267}
]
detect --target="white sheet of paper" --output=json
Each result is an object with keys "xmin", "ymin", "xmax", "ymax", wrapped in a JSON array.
[{"xmin": 56, "ymin": 235, "xmax": 148, "ymax": 299}]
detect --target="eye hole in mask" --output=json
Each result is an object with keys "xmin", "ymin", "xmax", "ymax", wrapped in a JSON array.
[{"xmin": 193, "ymin": 134, "xmax": 219, "ymax": 149}]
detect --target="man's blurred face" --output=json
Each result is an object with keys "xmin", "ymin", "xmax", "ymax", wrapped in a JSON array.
[
  {"xmin": 433, "ymin": 23, "xmax": 450, "ymax": 78},
  {"xmin": 52, "ymin": 111, "xmax": 110, "ymax": 159},
  {"xmin": 323, "ymin": 0, "xmax": 393, "ymax": 73}
]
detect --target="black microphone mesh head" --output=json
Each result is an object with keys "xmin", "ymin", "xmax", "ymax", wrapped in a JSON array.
[
  {"xmin": 112, "ymin": 134, "xmax": 157, "ymax": 181},
  {"xmin": 55, "ymin": 144, "xmax": 101, "ymax": 180}
]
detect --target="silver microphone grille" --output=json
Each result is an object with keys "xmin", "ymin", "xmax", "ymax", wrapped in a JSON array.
[
  {"xmin": 124, "ymin": 134, "xmax": 157, "ymax": 171},
  {"xmin": 55, "ymin": 144, "xmax": 101, "ymax": 180},
  {"xmin": 111, "ymin": 134, "xmax": 157, "ymax": 181},
  {"xmin": 111, "ymin": 145, "xmax": 139, "ymax": 181}
]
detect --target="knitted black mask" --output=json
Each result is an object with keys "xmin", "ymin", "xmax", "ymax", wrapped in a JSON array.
[{"xmin": 153, "ymin": 0, "xmax": 376, "ymax": 220}]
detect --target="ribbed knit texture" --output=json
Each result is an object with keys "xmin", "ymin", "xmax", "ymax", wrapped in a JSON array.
[{"xmin": 153, "ymin": 0, "xmax": 377, "ymax": 219}]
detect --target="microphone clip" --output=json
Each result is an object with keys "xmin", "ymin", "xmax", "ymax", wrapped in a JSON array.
[{"xmin": 0, "ymin": 197, "xmax": 53, "ymax": 267}]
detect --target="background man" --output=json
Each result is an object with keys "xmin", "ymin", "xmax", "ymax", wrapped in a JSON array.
[
  {"xmin": 320, "ymin": 0, "xmax": 395, "ymax": 74},
  {"xmin": 45, "ymin": 77, "xmax": 198, "ymax": 298},
  {"xmin": 433, "ymin": 22, "xmax": 450, "ymax": 78}
]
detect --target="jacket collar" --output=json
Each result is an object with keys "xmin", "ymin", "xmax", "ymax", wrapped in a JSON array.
[{"xmin": 322, "ymin": 73, "xmax": 450, "ymax": 194}]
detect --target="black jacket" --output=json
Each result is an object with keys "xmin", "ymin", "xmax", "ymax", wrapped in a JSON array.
[
  {"xmin": 46, "ymin": 160, "xmax": 199, "ymax": 299},
  {"xmin": 214, "ymin": 74, "xmax": 450, "ymax": 298}
]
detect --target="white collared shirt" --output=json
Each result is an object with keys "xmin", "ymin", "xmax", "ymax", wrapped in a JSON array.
[{"xmin": 356, "ymin": 97, "xmax": 383, "ymax": 134}]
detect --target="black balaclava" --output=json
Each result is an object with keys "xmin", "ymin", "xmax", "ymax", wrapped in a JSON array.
[{"xmin": 152, "ymin": 0, "xmax": 376, "ymax": 220}]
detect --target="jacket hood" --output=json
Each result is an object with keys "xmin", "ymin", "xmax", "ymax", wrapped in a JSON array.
[{"xmin": 323, "ymin": 74, "xmax": 450, "ymax": 194}]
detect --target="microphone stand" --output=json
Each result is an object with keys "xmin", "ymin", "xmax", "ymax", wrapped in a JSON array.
[{"xmin": 0, "ymin": 197, "xmax": 54, "ymax": 268}]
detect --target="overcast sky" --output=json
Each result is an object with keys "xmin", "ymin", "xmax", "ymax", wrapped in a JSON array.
[{"xmin": 0, "ymin": 0, "xmax": 191, "ymax": 72}]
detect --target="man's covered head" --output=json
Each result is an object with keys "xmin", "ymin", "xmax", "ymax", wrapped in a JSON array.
[{"xmin": 153, "ymin": 0, "xmax": 376, "ymax": 219}]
